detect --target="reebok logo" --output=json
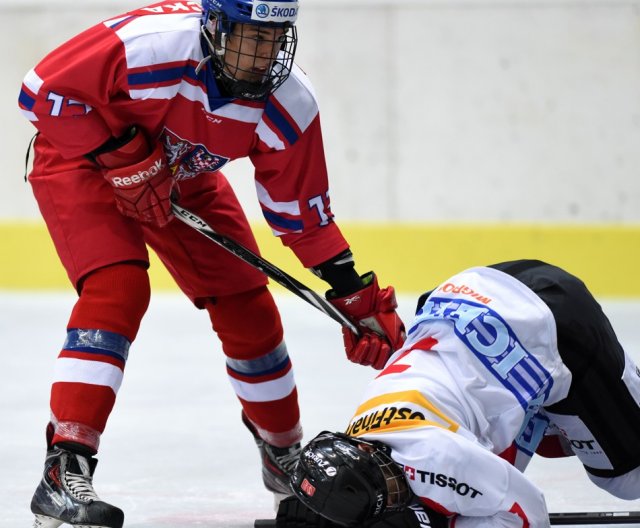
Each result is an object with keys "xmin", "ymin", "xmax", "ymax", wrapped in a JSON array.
[
  {"xmin": 343, "ymin": 295, "xmax": 361, "ymax": 306},
  {"xmin": 111, "ymin": 159, "xmax": 164, "ymax": 187}
]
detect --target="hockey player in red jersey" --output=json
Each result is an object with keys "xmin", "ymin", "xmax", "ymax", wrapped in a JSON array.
[
  {"xmin": 18, "ymin": 1, "xmax": 405, "ymax": 526},
  {"xmin": 284, "ymin": 260, "xmax": 640, "ymax": 528}
]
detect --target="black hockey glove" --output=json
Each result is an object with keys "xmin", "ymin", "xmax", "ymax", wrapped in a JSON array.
[
  {"xmin": 368, "ymin": 503, "xmax": 449, "ymax": 528},
  {"xmin": 275, "ymin": 497, "xmax": 449, "ymax": 528},
  {"xmin": 276, "ymin": 496, "xmax": 342, "ymax": 528}
]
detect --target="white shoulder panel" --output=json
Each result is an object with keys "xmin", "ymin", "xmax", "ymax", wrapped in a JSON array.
[
  {"xmin": 110, "ymin": 12, "xmax": 202, "ymax": 68},
  {"xmin": 272, "ymin": 63, "xmax": 319, "ymax": 133}
]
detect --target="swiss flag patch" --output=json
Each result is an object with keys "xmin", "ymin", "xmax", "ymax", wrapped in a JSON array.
[{"xmin": 301, "ymin": 478, "xmax": 316, "ymax": 497}]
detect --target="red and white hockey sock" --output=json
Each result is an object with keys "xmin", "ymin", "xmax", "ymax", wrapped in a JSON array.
[
  {"xmin": 49, "ymin": 263, "xmax": 150, "ymax": 453},
  {"xmin": 227, "ymin": 341, "xmax": 303, "ymax": 447},
  {"xmin": 206, "ymin": 286, "xmax": 302, "ymax": 447}
]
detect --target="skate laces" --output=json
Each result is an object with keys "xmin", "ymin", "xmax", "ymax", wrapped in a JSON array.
[
  {"xmin": 266, "ymin": 443, "xmax": 301, "ymax": 474},
  {"xmin": 64, "ymin": 470, "xmax": 100, "ymax": 502},
  {"xmin": 241, "ymin": 413, "xmax": 301, "ymax": 476},
  {"xmin": 62, "ymin": 453, "xmax": 100, "ymax": 502}
]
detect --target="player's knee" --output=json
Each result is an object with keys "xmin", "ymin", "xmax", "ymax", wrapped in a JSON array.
[
  {"xmin": 205, "ymin": 285, "xmax": 284, "ymax": 359},
  {"xmin": 587, "ymin": 467, "xmax": 640, "ymax": 499},
  {"xmin": 69, "ymin": 262, "xmax": 151, "ymax": 341}
]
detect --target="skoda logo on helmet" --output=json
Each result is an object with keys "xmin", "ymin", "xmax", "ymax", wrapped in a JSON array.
[
  {"xmin": 250, "ymin": 1, "xmax": 299, "ymax": 23},
  {"xmin": 254, "ymin": 3, "xmax": 270, "ymax": 18}
]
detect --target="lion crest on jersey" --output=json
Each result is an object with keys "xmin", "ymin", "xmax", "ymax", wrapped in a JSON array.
[{"xmin": 161, "ymin": 128, "xmax": 229, "ymax": 181}]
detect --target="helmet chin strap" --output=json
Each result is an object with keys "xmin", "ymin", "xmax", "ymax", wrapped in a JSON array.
[
  {"xmin": 195, "ymin": 55, "xmax": 210, "ymax": 75},
  {"xmin": 196, "ymin": 24, "xmax": 222, "ymax": 75}
]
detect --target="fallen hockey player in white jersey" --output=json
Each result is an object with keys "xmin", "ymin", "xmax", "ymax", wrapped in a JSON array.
[{"xmin": 280, "ymin": 259, "xmax": 640, "ymax": 528}]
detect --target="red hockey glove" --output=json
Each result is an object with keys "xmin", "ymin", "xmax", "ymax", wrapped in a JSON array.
[
  {"xmin": 94, "ymin": 127, "xmax": 177, "ymax": 227},
  {"xmin": 328, "ymin": 272, "xmax": 406, "ymax": 370}
]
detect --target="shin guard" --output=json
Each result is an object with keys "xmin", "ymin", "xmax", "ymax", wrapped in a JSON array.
[
  {"xmin": 50, "ymin": 263, "xmax": 150, "ymax": 452},
  {"xmin": 205, "ymin": 286, "xmax": 302, "ymax": 447}
]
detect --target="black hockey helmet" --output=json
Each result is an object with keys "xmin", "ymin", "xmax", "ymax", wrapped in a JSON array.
[{"xmin": 290, "ymin": 431, "xmax": 411, "ymax": 527}]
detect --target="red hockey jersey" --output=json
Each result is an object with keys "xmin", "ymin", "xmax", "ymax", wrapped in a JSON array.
[{"xmin": 18, "ymin": 1, "xmax": 348, "ymax": 267}]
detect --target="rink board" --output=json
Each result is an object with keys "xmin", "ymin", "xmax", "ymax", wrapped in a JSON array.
[{"xmin": 1, "ymin": 222, "xmax": 640, "ymax": 296}]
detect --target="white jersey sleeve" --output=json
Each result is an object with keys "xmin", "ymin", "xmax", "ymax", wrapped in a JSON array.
[{"xmin": 377, "ymin": 427, "xmax": 550, "ymax": 527}]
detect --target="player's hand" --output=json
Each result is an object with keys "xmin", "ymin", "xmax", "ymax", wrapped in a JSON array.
[
  {"xmin": 92, "ymin": 126, "xmax": 177, "ymax": 227},
  {"xmin": 372, "ymin": 506, "xmax": 451, "ymax": 528},
  {"xmin": 328, "ymin": 272, "xmax": 405, "ymax": 370},
  {"xmin": 276, "ymin": 496, "xmax": 342, "ymax": 528},
  {"xmin": 102, "ymin": 140, "xmax": 177, "ymax": 227},
  {"xmin": 275, "ymin": 496, "xmax": 449, "ymax": 528}
]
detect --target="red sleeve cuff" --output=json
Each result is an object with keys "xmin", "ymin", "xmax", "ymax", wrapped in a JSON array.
[{"xmin": 280, "ymin": 223, "xmax": 350, "ymax": 269}]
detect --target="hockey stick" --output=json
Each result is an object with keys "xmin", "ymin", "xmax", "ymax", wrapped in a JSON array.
[
  {"xmin": 254, "ymin": 511, "xmax": 640, "ymax": 527},
  {"xmin": 548, "ymin": 511, "xmax": 640, "ymax": 525},
  {"xmin": 171, "ymin": 202, "xmax": 359, "ymax": 335}
]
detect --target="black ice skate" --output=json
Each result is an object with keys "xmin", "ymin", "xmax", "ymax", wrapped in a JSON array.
[
  {"xmin": 242, "ymin": 412, "xmax": 301, "ymax": 503},
  {"xmin": 31, "ymin": 447, "xmax": 124, "ymax": 528}
]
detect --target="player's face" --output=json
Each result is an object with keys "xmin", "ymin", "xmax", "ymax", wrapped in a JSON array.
[
  {"xmin": 223, "ymin": 24, "xmax": 285, "ymax": 83},
  {"xmin": 356, "ymin": 442, "xmax": 411, "ymax": 509}
]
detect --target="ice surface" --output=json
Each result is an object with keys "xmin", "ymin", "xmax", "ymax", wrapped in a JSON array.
[{"xmin": 1, "ymin": 292, "xmax": 638, "ymax": 527}]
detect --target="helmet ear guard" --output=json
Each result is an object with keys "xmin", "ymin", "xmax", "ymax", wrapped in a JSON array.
[{"xmin": 290, "ymin": 432, "xmax": 411, "ymax": 527}]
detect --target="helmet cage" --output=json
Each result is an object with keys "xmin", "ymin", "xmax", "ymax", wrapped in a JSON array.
[
  {"xmin": 201, "ymin": 6, "xmax": 298, "ymax": 101},
  {"xmin": 291, "ymin": 432, "xmax": 411, "ymax": 527},
  {"xmin": 370, "ymin": 446, "xmax": 411, "ymax": 510}
]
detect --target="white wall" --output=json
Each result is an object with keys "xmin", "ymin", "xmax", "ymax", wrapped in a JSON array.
[{"xmin": 3, "ymin": 0, "xmax": 640, "ymax": 222}]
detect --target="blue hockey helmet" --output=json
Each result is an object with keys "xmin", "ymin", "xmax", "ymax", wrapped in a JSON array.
[
  {"xmin": 200, "ymin": 0, "xmax": 299, "ymax": 100},
  {"xmin": 290, "ymin": 432, "xmax": 412, "ymax": 527}
]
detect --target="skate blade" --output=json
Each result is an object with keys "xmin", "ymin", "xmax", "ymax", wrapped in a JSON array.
[
  {"xmin": 33, "ymin": 514, "xmax": 116, "ymax": 528},
  {"xmin": 33, "ymin": 515, "xmax": 63, "ymax": 528}
]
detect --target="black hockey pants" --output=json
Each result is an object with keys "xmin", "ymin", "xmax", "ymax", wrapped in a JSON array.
[{"xmin": 490, "ymin": 259, "xmax": 640, "ymax": 480}]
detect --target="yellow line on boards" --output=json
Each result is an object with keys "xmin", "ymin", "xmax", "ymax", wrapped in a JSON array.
[{"xmin": 2, "ymin": 222, "xmax": 639, "ymax": 296}]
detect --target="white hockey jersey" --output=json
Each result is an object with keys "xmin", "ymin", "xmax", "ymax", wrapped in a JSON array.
[{"xmin": 346, "ymin": 266, "xmax": 574, "ymax": 528}]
